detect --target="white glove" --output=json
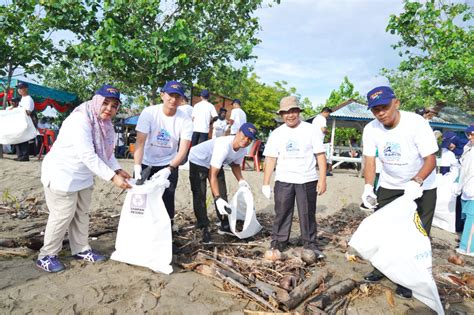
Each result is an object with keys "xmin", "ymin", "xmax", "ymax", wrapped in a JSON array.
[
  {"xmin": 215, "ymin": 198, "xmax": 231, "ymax": 215},
  {"xmin": 133, "ymin": 165, "xmax": 142, "ymax": 180},
  {"xmin": 155, "ymin": 167, "xmax": 171, "ymax": 180},
  {"xmin": 451, "ymin": 183, "xmax": 461, "ymax": 196},
  {"xmin": 239, "ymin": 179, "xmax": 250, "ymax": 189},
  {"xmin": 404, "ymin": 180, "xmax": 424, "ymax": 201},
  {"xmin": 262, "ymin": 185, "xmax": 272, "ymax": 199},
  {"xmin": 361, "ymin": 184, "xmax": 377, "ymax": 209}
]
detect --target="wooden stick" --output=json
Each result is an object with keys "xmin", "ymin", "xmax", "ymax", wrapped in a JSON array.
[
  {"xmin": 279, "ymin": 269, "xmax": 330, "ymax": 310},
  {"xmin": 308, "ymin": 279, "xmax": 357, "ymax": 310}
]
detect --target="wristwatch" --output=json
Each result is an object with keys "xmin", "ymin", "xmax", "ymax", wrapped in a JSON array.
[{"xmin": 411, "ymin": 176, "xmax": 424, "ymax": 186}]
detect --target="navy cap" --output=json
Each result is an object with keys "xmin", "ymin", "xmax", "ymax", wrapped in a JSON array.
[
  {"xmin": 239, "ymin": 122, "xmax": 258, "ymax": 140},
  {"xmin": 466, "ymin": 125, "xmax": 474, "ymax": 134},
  {"xmin": 232, "ymin": 99, "xmax": 241, "ymax": 105},
  {"xmin": 441, "ymin": 131, "xmax": 457, "ymax": 149},
  {"xmin": 200, "ymin": 89, "xmax": 210, "ymax": 98},
  {"xmin": 162, "ymin": 81, "xmax": 185, "ymax": 97},
  {"xmin": 11, "ymin": 97, "xmax": 21, "ymax": 102},
  {"xmin": 96, "ymin": 84, "xmax": 121, "ymax": 100},
  {"xmin": 17, "ymin": 82, "xmax": 29, "ymax": 89},
  {"xmin": 367, "ymin": 86, "xmax": 396, "ymax": 109}
]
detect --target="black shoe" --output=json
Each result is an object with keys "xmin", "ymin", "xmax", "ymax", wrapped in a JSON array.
[
  {"xmin": 364, "ymin": 270, "xmax": 385, "ymax": 282},
  {"xmin": 395, "ymin": 285, "xmax": 412, "ymax": 299},
  {"xmin": 201, "ymin": 227, "xmax": 212, "ymax": 243},
  {"xmin": 14, "ymin": 157, "xmax": 29, "ymax": 162},
  {"xmin": 270, "ymin": 240, "xmax": 287, "ymax": 252},
  {"xmin": 303, "ymin": 243, "xmax": 326, "ymax": 259},
  {"xmin": 217, "ymin": 225, "xmax": 233, "ymax": 236}
]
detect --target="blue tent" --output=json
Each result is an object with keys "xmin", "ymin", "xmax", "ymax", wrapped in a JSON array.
[{"xmin": 124, "ymin": 115, "xmax": 139, "ymax": 125}]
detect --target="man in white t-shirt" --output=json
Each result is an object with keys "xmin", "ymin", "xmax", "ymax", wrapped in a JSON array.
[
  {"xmin": 361, "ymin": 86, "xmax": 438, "ymax": 299},
  {"xmin": 262, "ymin": 96, "xmax": 327, "ymax": 259},
  {"xmin": 229, "ymin": 99, "xmax": 247, "ymax": 135},
  {"xmin": 188, "ymin": 122, "xmax": 258, "ymax": 243},
  {"xmin": 191, "ymin": 89, "xmax": 217, "ymax": 146},
  {"xmin": 134, "ymin": 81, "xmax": 193, "ymax": 223},
  {"xmin": 15, "ymin": 82, "xmax": 35, "ymax": 161},
  {"xmin": 178, "ymin": 95, "xmax": 193, "ymax": 119},
  {"xmin": 312, "ymin": 107, "xmax": 333, "ymax": 175},
  {"xmin": 212, "ymin": 108, "xmax": 228, "ymax": 138}
]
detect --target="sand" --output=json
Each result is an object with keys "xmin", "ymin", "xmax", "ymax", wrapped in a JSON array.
[{"xmin": 0, "ymin": 156, "xmax": 472, "ymax": 314}]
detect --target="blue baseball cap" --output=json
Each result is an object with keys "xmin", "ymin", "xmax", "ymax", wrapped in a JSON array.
[
  {"xmin": 367, "ymin": 86, "xmax": 396, "ymax": 109},
  {"xmin": 200, "ymin": 89, "xmax": 210, "ymax": 98},
  {"xmin": 232, "ymin": 99, "xmax": 241, "ymax": 105},
  {"xmin": 466, "ymin": 125, "xmax": 474, "ymax": 134},
  {"xmin": 239, "ymin": 122, "xmax": 258, "ymax": 140},
  {"xmin": 96, "ymin": 84, "xmax": 121, "ymax": 101},
  {"xmin": 441, "ymin": 131, "xmax": 457, "ymax": 149},
  {"xmin": 17, "ymin": 82, "xmax": 29, "ymax": 89},
  {"xmin": 162, "ymin": 81, "xmax": 185, "ymax": 97}
]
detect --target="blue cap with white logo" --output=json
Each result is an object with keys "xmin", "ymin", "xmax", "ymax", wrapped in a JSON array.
[{"xmin": 367, "ymin": 86, "xmax": 396, "ymax": 109}]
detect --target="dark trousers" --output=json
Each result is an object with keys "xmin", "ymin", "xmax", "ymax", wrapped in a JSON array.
[
  {"xmin": 142, "ymin": 164, "xmax": 179, "ymax": 222},
  {"xmin": 370, "ymin": 186, "xmax": 437, "ymax": 278},
  {"xmin": 191, "ymin": 132, "xmax": 209, "ymax": 147},
  {"xmin": 189, "ymin": 162, "xmax": 228, "ymax": 228},
  {"xmin": 272, "ymin": 180, "xmax": 318, "ymax": 245},
  {"xmin": 15, "ymin": 141, "xmax": 30, "ymax": 160}
]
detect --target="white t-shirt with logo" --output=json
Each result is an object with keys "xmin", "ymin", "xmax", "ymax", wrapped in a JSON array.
[
  {"xmin": 136, "ymin": 104, "xmax": 192, "ymax": 166},
  {"xmin": 363, "ymin": 111, "xmax": 438, "ymax": 190},
  {"xmin": 264, "ymin": 121, "xmax": 325, "ymax": 184},
  {"xmin": 230, "ymin": 107, "xmax": 247, "ymax": 134},
  {"xmin": 19, "ymin": 95, "xmax": 35, "ymax": 112},
  {"xmin": 192, "ymin": 100, "xmax": 217, "ymax": 133},
  {"xmin": 189, "ymin": 136, "xmax": 246, "ymax": 169}
]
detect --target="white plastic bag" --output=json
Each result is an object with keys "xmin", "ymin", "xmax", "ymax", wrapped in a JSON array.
[
  {"xmin": 433, "ymin": 170, "xmax": 459, "ymax": 233},
  {"xmin": 228, "ymin": 186, "xmax": 262, "ymax": 239},
  {"xmin": 111, "ymin": 176, "xmax": 173, "ymax": 274},
  {"xmin": 0, "ymin": 108, "xmax": 37, "ymax": 144},
  {"xmin": 349, "ymin": 196, "xmax": 444, "ymax": 314}
]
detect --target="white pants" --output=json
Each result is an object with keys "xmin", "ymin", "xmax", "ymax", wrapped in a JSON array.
[{"xmin": 39, "ymin": 185, "xmax": 93, "ymax": 258}]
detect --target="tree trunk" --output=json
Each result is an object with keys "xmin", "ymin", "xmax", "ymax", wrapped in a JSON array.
[{"xmin": 279, "ymin": 270, "xmax": 330, "ymax": 310}]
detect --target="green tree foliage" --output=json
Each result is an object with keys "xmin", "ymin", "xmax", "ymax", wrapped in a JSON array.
[
  {"xmin": 386, "ymin": 0, "xmax": 474, "ymax": 110},
  {"xmin": 63, "ymin": 0, "xmax": 274, "ymax": 102}
]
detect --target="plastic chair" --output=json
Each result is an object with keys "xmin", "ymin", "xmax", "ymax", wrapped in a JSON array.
[
  {"xmin": 242, "ymin": 140, "xmax": 262, "ymax": 172},
  {"xmin": 37, "ymin": 128, "xmax": 56, "ymax": 160}
]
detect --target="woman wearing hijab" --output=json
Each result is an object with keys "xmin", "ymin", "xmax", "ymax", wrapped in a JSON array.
[{"xmin": 36, "ymin": 85, "xmax": 132, "ymax": 273}]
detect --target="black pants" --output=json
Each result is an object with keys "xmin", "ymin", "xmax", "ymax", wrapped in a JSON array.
[
  {"xmin": 272, "ymin": 180, "xmax": 318, "ymax": 245},
  {"xmin": 370, "ymin": 186, "xmax": 437, "ymax": 278},
  {"xmin": 15, "ymin": 141, "xmax": 30, "ymax": 160},
  {"xmin": 191, "ymin": 132, "xmax": 209, "ymax": 147},
  {"xmin": 142, "ymin": 164, "xmax": 179, "ymax": 222},
  {"xmin": 189, "ymin": 162, "xmax": 228, "ymax": 229}
]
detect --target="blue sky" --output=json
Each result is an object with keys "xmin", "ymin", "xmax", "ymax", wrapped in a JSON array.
[{"xmin": 251, "ymin": 0, "xmax": 406, "ymax": 105}]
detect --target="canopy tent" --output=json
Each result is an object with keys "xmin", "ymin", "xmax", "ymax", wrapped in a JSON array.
[
  {"xmin": 306, "ymin": 99, "xmax": 471, "ymax": 173},
  {"xmin": 123, "ymin": 115, "xmax": 139, "ymax": 125},
  {"xmin": 0, "ymin": 78, "xmax": 79, "ymax": 113}
]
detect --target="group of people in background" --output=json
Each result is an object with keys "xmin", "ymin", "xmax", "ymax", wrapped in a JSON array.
[{"xmin": 15, "ymin": 79, "xmax": 470, "ymax": 306}]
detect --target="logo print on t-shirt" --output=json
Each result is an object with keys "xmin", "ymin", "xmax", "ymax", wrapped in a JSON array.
[
  {"xmin": 155, "ymin": 128, "xmax": 171, "ymax": 148},
  {"xmin": 383, "ymin": 142, "xmax": 401, "ymax": 161},
  {"xmin": 286, "ymin": 140, "xmax": 299, "ymax": 153}
]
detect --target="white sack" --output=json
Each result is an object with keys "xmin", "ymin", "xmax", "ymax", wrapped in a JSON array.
[
  {"xmin": 349, "ymin": 196, "xmax": 444, "ymax": 314},
  {"xmin": 228, "ymin": 186, "xmax": 262, "ymax": 239},
  {"xmin": 111, "ymin": 177, "xmax": 173, "ymax": 274},
  {"xmin": 0, "ymin": 108, "xmax": 37, "ymax": 144},
  {"xmin": 433, "ymin": 170, "xmax": 459, "ymax": 233}
]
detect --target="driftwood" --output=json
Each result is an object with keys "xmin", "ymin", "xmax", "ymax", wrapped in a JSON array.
[
  {"xmin": 279, "ymin": 270, "xmax": 331, "ymax": 310},
  {"xmin": 0, "ymin": 247, "xmax": 33, "ymax": 257},
  {"xmin": 307, "ymin": 279, "xmax": 357, "ymax": 310}
]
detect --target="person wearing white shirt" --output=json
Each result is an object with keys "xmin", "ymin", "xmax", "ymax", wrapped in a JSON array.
[
  {"xmin": 14, "ymin": 82, "xmax": 36, "ymax": 161},
  {"xmin": 229, "ymin": 99, "xmax": 247, "ymax": 135},
  {"xmin": 178, "ymin": 95, "xmax": 193, "ymax": 119},
  {"xmin": 188, "ymin": 122, "xmax": 257, "ymax": 243},
  {"xmin": 134, "ymin": 81, "xmax": 192, "ymax": 223},
  {"xmin": 212, "ymin": 108, "xmax": 229, "ymax": 138},
  {"xmin": 37, "ymin": 85, "xmax": 132, "ymax": 273},
  {"xmin": 262, "ymin": 96, "xmax": 327, "ymax": 259},
  {"xmin": 361, "ymin": 86, "xmax": 438, "ymax": 298},
  {"xmin": 191, "ymin": 89, "xmax": 217, "ymax": 146},
  {"xmin": 312, "ymin": 107, "xmax": 333, "ymax": 175}
]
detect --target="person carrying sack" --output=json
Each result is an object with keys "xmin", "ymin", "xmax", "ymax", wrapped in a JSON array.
[
  {"xmin": 37, "ymin": 85, "xmax": 132, "ymax": 273},
  {"xmin": 361, "ymin": 86, "xmax": 438, "ymax": 298},
  {"xmin": 188, "ymin": 122, "xmax": 258, "ymax": 243}
]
